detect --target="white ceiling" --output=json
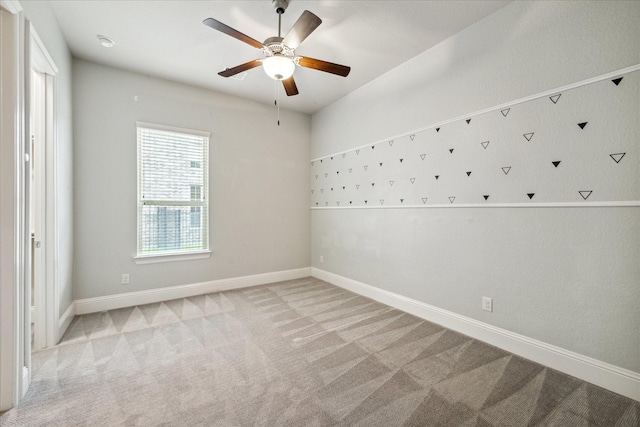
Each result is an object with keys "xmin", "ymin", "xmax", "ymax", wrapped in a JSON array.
[{"xmin": 46, "ymin": 0, "xmax": 510, "ymax": 114}]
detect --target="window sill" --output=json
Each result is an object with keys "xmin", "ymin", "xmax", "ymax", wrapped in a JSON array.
[{"xmin": 134, "ymin": 250, "xmax": 212, "ymax": 265}]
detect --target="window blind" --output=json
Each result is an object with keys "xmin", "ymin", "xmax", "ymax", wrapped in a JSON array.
[{"xmin": 137, "ymin": 122, "xmax": 210, "ymax": 256}]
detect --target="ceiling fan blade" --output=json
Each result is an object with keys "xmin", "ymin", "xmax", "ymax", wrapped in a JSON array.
[
  {"xmin": 282, "ymin": 76, "xmax": 299, "ymax": 96},
  {"xmin": 297, "ymin": 56, "xmax": 351, "ymax": 77},
  {"xmin": 218, "ymin": 60, "xmax": 263, "ymax": 78},
  {"xmin": 282, "ymin": 10, "xmax": 322, "ymax": 49},
  {"xmin": 203, "ymin": 18, "xmax": 264, "ymax": 49}
]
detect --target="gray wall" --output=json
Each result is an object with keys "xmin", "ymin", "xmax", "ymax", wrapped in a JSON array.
[
  {"xmin": 73, "ymin": 60, "xmax": 311, "ymax": 299},
  {"xmin": 19, "ymin": 1, "xmax": 75, "ymax": 319},
  {"xmin": 311, "ymin": 1, "xmax": 640, "ymax": 373}
]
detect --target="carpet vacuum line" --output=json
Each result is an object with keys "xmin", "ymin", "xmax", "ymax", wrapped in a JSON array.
[{"xmin": 292, "ymin": 307, "xmax": 395, "ymax": 343}]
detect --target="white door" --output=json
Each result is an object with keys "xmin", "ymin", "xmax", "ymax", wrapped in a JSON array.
[
  {"xmin": 30, "ymin": 24, "xmax": 59, "ymax": 352},
  {"xmin": 30, "ymin": 69, "xmax": 47, "ymax": 351}
]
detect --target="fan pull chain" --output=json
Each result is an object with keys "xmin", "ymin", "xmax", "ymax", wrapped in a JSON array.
[{"xmin": 275, "ymin": 80, "xmax": 281, "ymax": 126}]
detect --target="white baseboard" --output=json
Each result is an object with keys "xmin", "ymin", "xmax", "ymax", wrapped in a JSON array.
[
  {"xmin": 58, "ymin": 302, "xmax": 75, "ymax": 342},
  {"xmin": 311, "ymin": 268, "xmax": 640, "ymax": 402},
  {"xmin": 74, "ymin": 267, "xmax": 312, "ymax": 315}
]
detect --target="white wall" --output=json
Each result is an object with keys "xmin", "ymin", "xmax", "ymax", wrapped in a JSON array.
[
  {"xmin": 19, "ymin": 1, "xmax": 75, "ymax": 322},
  {"xmin": 311, "ymin": 0, "xmax": 640, "ymax": 375},
  {"xmin": 72, "ymin": 60, "xmax": 311, "ymax": 299}
]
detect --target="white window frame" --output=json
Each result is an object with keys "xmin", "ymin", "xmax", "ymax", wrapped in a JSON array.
[{"xmin": 134, "ymin": 122, "xmax": 211, "ymax": 264}]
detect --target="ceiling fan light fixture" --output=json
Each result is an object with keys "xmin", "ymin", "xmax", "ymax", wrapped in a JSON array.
[{"xmin": 262, "ymin": 55, "xmax": 295, "ymax": 81}]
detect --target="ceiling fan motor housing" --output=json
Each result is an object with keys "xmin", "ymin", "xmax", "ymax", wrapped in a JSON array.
[{"xmin": 263, "ymin": 37, "xmax": 294, "ymax": 57}]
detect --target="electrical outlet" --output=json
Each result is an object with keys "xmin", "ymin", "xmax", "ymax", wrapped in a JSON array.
[
  {"xmin": 320, "ymin": 255, "xmax": 324, "ymax": 264},
  {"xmin": 482, "ymin": 296, "xmax": 493, "ymax": 312},
  {"xmin": 121, "ymin": 274, "xmax": 130, "ymax": 285}
]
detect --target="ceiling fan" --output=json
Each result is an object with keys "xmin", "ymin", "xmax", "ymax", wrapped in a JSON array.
[{"xmin": 203, "ymin": 0, "xmax": 351, "ymax": 97}]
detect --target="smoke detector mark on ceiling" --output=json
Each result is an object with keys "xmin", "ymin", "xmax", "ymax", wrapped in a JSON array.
[{"xmin": 97, "ymin": 35, "xmax": 115, "ymax": 48}]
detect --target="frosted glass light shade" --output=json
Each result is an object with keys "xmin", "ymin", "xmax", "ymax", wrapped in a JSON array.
[{"xmin": 262, "ymin": 56, "xmax": 295, "ymax": 80}]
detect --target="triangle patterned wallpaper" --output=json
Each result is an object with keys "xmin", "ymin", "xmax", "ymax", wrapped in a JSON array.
[{"xmin": 311, "ymin": 69, "xmax": 639, "ymax": 207}]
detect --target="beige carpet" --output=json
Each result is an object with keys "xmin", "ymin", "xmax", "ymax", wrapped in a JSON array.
[{"xmin": 1, "ymin": 277, "xmax": 638, "ymax": 426}]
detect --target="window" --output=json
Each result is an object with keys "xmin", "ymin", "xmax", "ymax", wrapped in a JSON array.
[{"xmin": 137, "ymin": 122, "xmax": 210, "ymax": 259}]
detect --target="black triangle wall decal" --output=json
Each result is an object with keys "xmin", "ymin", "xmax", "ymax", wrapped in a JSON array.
[
  {"xmin": 410, "ymin": 178, "xmax": 416, "ymax": 184},
  {"xmin": 422, "ymin": 198, "xmax": 428, "ymax": 204},
  {"xmin": 389, "ymin": 140, "xmax": 394, "ymax": 146},
  {"xmin": 372, "ymin": 146, "xmax": 375, "ymax": 149},
  {"xmin": 356, "ymin": 150, "xmax": 360, "ymax": 155},
  {"xmin": 501, "ymin": 108, "xmax": 510, "ymax": 117},
  {"xmin": 436, "ymin": 127, "xmax": 440, "ymax": 132},
  {"xmin": 481, "ymin": 141, "xmax": 490, "ymax": 149},
  {"xmin": 502, "ymin": 167, "xmax": 511, "ymax": 175},
  {"xmin": 400, "ymin": 158, "xmax": 404, "ymax": 163},
  {"xmin": 549, "ymin": 94, "xmax": 561, "ymax": 104},
  {"xmin": 579, "ymin": 190, "xmax": 592, "ymax": 200},
  {"xmin": 364, "ymin": 165, "xmax": 368, "ymax": 170},
  {"xmin": 371, "ymin": 183, "xmax": 375, "ymax": 187},
  {"xmin": 610, "ymin": 152, "xmax": 626, "ymax": 163},
  {"xmin": 330, "ymin": 157, "xmax": 333, "ymax": 160},
  {"xmin": 527, "ymin": 193, "xmax": 535, "ymax": 199},
  {"xmin": 349, "ymin": 168, "xmax": 352, "ymax": 173},
  {"xmin": 389, "ymin": 181, "xmax": 394, "ymax": 186},
  {"xmin": 435, "ymin": 175, "xmax": 440, "ymax": 180},
  {"xmin": 466, "ymin": 119, "xmax": 471, "ymax": 124},
  {"xmin": 448, "ymin": 196, "xmax": 455, "ymax": 203},
  {"xmin": 612, "ymin": 77, "xmax": 623, "ymax": 86},
  {"xmin": 342, "ymin": 153, "xmax": 346, "ymax": 158},
  {"xmin": 336, "ymin": 201, "xmax": 340, "ymax": 206},
  {"xmin": 449, "ymin": 148, "xmax": 454, "ymax": 153},
  {"xmin": 400, "ymin": 199, "xmax": 404, "ymax": 203},
  {"xmin": 336, "ymin": 171, "xmax": 339, "ymax": 174},
  {"xmin": 466, "ymin": 171, "xmax": 472, "ymax": 176},
  {"xmin": 365, "ymin": 200, "xmax": 368, "ymax": 204},
  {"xmin": 483, "ymin": 195, "xmax": 489, "ymax": 200},
  {"xmin": 578, "ymin": 122, "xmax": 588, "ymax": 129},
  {"xmin": 552, "ymin": 161, "xmax": 561, "ymax": 168},
  {"xmin": 420, "ymin": 154, "xmax": 426, "ymax": 160},
  {"xmin": 523, "ymin": 132, "xmax": 534, "ymax": 141},
  {"xmin": 349, "ymin": 201, "xmax": 352, "ymax": 204},
  {"xmin": 380, "ymin": 200, "xmax": 384, "ymax": 205},
  {"xmin": 356, "ymin": 185, "xmax": 360, "ymax": 189},
  {"xmin": 379, "ymin": 162, "xmax": 383, "ymax": 166},
  {"xmin": 410, "ymin": 134, "xmax": 415, "ymax": 141}
]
